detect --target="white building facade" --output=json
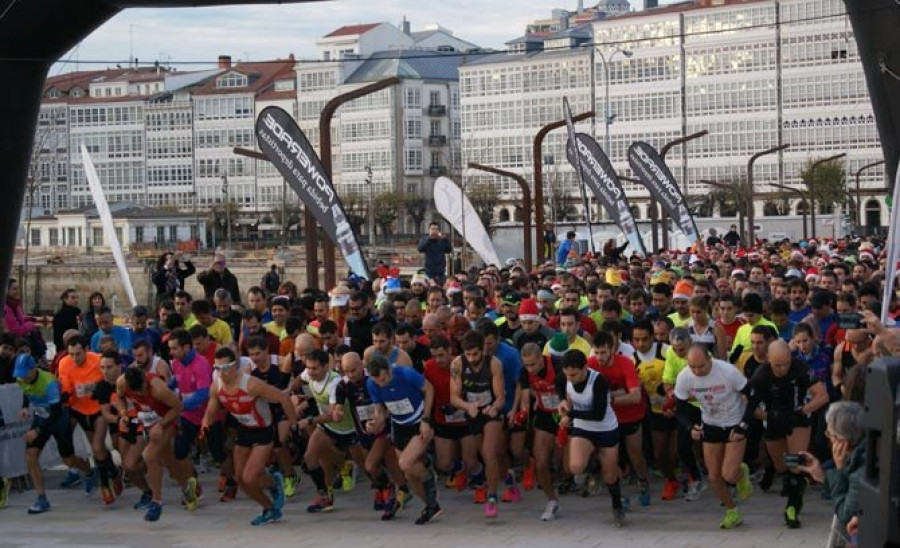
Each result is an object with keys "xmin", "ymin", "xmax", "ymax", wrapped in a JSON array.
[{"xmin": 460, "ymin": 0, "xmax": 886, "ymax": 234}]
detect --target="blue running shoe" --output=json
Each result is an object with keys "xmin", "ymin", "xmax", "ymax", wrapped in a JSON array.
[
  {"xmin": 144, "ymin": 501, "xmax": 162, "ymax": 522},
  {"xmin": 27, "ymin": 494, "xmax": 51, "ymax": 514},
  {"xmin": 638, "ymin": 484, "xmax": 651, "ymax": 507},
  {"xmin": 251, "ymin": 508, "xmax": 282, "ymax": 526},
  {"xmin": 270, "ymin": 472, "xmax": 285, "ymax": 512},
  {"xmin": 60, "ymin": 470, "xmax": 82, "ymax": 489},
  {"xmin": 84, "ymin": 468, "xmax": 99, "ymax": 497},
  {"xmin": 134, "ymin": 492, "xmax": 153, "ymax": 510}
]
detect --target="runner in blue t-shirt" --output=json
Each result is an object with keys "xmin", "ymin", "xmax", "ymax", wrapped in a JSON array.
[{"xmin": 366, "ymin": 357, "xmax": 441, "ymax": 525}]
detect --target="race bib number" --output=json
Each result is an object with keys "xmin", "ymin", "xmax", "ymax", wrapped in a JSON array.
[
  {"xmin": 355, "ymin": 404, "xmax": 376, "ymax": 422},
  {"xmin": 233, "ymin": 413, "xmax": 258, "ymax": 427},
  {"xmin": 539, "ymin": 393, "xmax": 560, "ymax": 410},
  {"xmin": 444, "ymin": 408, "xmax": 467, "ymax": 424},
  {"xmin": 466, "ymin": 391, "xmax": 492, "ymax": 407},
  {"xmin": 384, "ymin": 398, "xmax": 414, "ymax": 416},
  {"xmin": 137, "ymin": 410, "xmax": 160, "ymax": 427},
  {"xmin": 75, "ymin": 383, "xmax": 95, "ymax": 398}
]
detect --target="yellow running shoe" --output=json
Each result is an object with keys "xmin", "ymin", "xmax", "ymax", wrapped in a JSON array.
[{"xmin": 736, "ymin": 463, "xmax": 753, "ymax": 501}]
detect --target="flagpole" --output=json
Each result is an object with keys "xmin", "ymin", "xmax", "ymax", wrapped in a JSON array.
[{"xmin": 563, "ymin": 97, "xmax": 595, "ymax": 255}]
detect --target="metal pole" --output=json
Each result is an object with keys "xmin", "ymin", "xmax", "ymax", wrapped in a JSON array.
[
  {"xmin": 366, "ymin": 165, "xmax": 374, "ymax": 253},
  {"xmin": 747, "ymin": 144, "xmax": 791, "ymax": 244},
  {"xmin": 320, "ymin": 76, "xmax": 400, "ymax": 290},
  {"xmin": 620, "ymin": 174, "xmax": 657, "ymax": 251},
  {"xmin": 805, "ymin": 153, "xmax": 846, "ymax": 239},
  {"xmin": 461, "ymin": 177, "xmax": 467, "ymax": 270},
  {"xmin": 221, "ymin": 174, "xmax": 231, "ymax": 250},
  {"xmin": 855, "ymin": 159, "xmax": 885, "ymax": 227},
  {"xmin": 468, "ymin": 162, "xmax": 532, "ymax": 271},
  {"xmin": 769, "ymin": 182, "xmax": 809, "ymax": 240},
  {"xmin": 700, "ymin": 179, "xmax": 746, "ymax": 243},
  {"xmin": 533, "ymin": 110, "xmax": 595, "ymax": 264}
]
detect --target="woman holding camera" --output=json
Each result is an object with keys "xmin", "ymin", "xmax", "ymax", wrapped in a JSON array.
[{"xmin": 796, "ymin": 401, "xmax": 866, "ymax": 547}]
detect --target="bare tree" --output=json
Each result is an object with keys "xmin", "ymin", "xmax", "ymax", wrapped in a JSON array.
[
  {"xmin": 466, "ymin": 180, "xmax": 499, "ymax": 231},
  {"xmin": 405, "ymin": 195, "xmax": 430, "ymax": 235},
  {"xmin": 21, "ymin": 124, "xmax": 53, "ymax": 311},
  {"xmin": 373, "ymin": 191, "xmax": 404, "ymax": 236},
  {"xmin": 340, "ymin": 192, "xmax": 369, "ymax": 240}
]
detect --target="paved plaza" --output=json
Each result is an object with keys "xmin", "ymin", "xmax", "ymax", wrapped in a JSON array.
[{"xmin": 0, "ymin": 469, "xmax": 835, "ymax": 548}]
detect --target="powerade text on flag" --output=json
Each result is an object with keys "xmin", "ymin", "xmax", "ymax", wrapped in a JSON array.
[
  {"xmin": 255, "ymin": 106, "xmax": 369, "ymax": 280},
  {"xmin": 565, "ymin": 132, "xmax": 647, "ymax": 256},
  {"xmin": 627, "ymin": 141, "xmax": 700, "ymax": 244}
]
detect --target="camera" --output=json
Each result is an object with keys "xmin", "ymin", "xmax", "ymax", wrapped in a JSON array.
[
  {"xmin": 838, "ymin": 312, "xmax": 863, "ymax": 330},
  {"xmin": 783, "ymin": 453, "xmax": 807, "ymax": 468}
]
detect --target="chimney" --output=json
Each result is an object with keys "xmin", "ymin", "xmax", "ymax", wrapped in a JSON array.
[
  {"xmin": 402, "ymin": 16, "xmax": 411, "ymax": 35},
  {"xmin": 218, "ymin": 55, "xmax": 232, "ymax": 69},
  {"xmin": 577, "ymin": 0, "xmax": 584, "ymax": 13}
]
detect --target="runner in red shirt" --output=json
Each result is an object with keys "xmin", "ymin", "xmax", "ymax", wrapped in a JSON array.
[
  {"xmin": 423, "ymin": 335, "xmax": 468, "ymax": 489},
  {"xmin": 587, "ymin": 331, "xmax": 651, "ymax": 507}
]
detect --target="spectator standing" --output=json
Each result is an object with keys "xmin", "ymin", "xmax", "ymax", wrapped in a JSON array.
[
  {"xmin": 52, "ymin": 288, "xmax": 81, "ymax": 350},
  {"xmin": 417, "ymin": 222, "xmax": 452, "ymax": 285},
  {"xmin": 723, "ymin": 224, "xmax": 742, "ymax": 248},
  {"xmin": 151, "ymin": 251, "xmax": 195, "ymax": 305},
  {"xmin": 80, "ymin": 291, "xmax": 105, "ymax": 340},
  {"xmin": 556, "ymin": 231, "xmax": 577, "ymax": 266},
  {"xmin": 261, "ymin": 264, "xmax": 281, "ymax": 296},
  {"xmin": 196, "ymin": 254, "xmax": 241, "ymax": 304}
]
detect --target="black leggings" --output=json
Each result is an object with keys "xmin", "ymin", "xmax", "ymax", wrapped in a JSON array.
[{"xmin": 676, "ymin": 405, "xmax": 703, "ymax": 481}]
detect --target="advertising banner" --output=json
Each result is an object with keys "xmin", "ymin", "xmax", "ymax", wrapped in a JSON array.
[
  {"xmin": 627, "ymin": 141, "xmax": 700, "ymax": 244},
  {"xmin": 565, "ymin": 133, "xmax": 647, "ymax": 256},
  {"xmin": 255, "ymin": 106, "xmax": 369, "ymax": 280},
  {"xmin": 433, "ymin": 176, "xmax": 501, "ymax": 267}
]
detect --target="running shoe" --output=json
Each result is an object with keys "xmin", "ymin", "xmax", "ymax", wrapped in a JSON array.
[
  {"xmin": 220, "ymin": 483, "xmax": 238, "ymax": 503},
  {"xmin": 395, "ymin": 488, "xmax": 413, "ymax": 512},
  {"xmin": 380, "ymin": 497, "xmax": 398, "ymax": 521},
  {"xmin": 27, "ymin": 494, "xmax": 50, "ymax": 514},
  {"xmin": 100, "ymin": 486, "xmax": 115, "ymax": 506},
  {"xmin": 684, "ymin": 480, "xmax": 703, "ymax": 502},
  {"xmin": 736, "ymin": 463, "xmax": 753, "ymax": 501},
  {"xmin": 415, "ymin": 504, "xmax": 442, "ymax": 525},
  {"xmin": 613, "ymin": 507, "xmax": 626, "ymax": 528},
  {"xmin": 218, "ymin": 474, "xmax": 227, "ymax": 493},
  {"xmin": 283, "ymin": 475, "xmax": 298, "ymax": 499},
  {"xmin": 372, "ymin": 488, "xmax": 386, "ymax": 511},
  {"xmin": 251, "ymin": 508, "xmax": 282, "ymax": 526},
  {"xmin": 720, "ymin": 508, "xmax": 743, "ymax": 529},
  {"xmin": 0, "ymin": 478, "xmax": 10, "ymax": 509},
  {"xmin": 784, "ymin": 505, "xmax": 800, "ymax": 529},
  {"xmin": 270, "ymin": 472, "xmax": 285, "ymax": 512},
  {"xmin": 112, "ymin": 470, "xmax": 124, "ymax": 497},
  {"xmin": 144, "ymin": 501, "xmax": 162, "ymax": 522},
  {"xmin": 59, "ymin": 469, "xmax": 82, "ymax": 488},
  {"xmin": 453, "ymin": 470, "xmax": 467, "ymax": 492},
  {"xmin": 501, "ymin": 485, "xmax": 522, "ymax": 503},
  {"xmin": 182, "ymin": 477, "xmax": 199, "ymax": 511},
  {"xmin": 540, "ymin": 499, "xmax": 559, "ymax": 521},
  {"xmin": 340, "ymin": 461, "xmax": 355, "ymax": 492},
  {"xmin": 306, "ymin": 491, "xmax": 334, "ymax": 513},
  {"xmin": 638, "ymin": 482, "xmax": 651, "ymax": 507},
  {"xmin": 84, "ymin": 468, "xmax": 99, "ymax": 497},
  {"xmin": 661, "ymin": 478, "xmax": 680, "ymax": 501},
  {"xmin": 522, "ymin": 458, "xmax": 536, "ymax": 491},
  {"xmin": 484, "ymin": 494, "xmax": 499, "ymax": 518},
  {"xmin": 473, "ymin": 486, "xmax": 487, "ymax": 504},
  {"xmin": 134, "ymin": 492, "xmax": 153, "ymax": 510}
]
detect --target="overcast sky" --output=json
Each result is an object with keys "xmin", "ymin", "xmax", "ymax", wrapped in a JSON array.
[{"xmin": 52, "ymin": 0, "xmax": 656, "ymax": 74}]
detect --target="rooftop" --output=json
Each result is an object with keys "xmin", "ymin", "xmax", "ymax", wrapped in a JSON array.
[
  {"xmin": 344, "ymin": 49, "xmax": 466, "ymax": 83},
  {"xmin": 323, "ymin": 23, "xmax": 380, "ymax": 38}
]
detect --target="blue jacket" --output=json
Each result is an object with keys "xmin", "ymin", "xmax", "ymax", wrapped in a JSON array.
[{"xmin": 417, "ymin": 236, "xmax": 452, "ymax": 277}]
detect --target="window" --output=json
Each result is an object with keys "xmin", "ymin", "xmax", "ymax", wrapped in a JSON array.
[
  {"xmin": 30, "ymin": 229, "xmax": 41, "ymax": 246},
  {"xmin": 216, "ymin": 72, "xmax": 248, "ymax": 88},
  {"xmin": 48, "ymin": 228, "xmax": 58, "ymax": 246},
  {"xmin": 157, "ymin": 226, "xmax": 165, "ymax": 243},
  {"xmin": 405, "ymin": 88, "xmax": 421, "ymax": 109},
  {"xmin": 405, "ymin": 118, "xmax": 421, "ymax": 140},
  {"xmin": 169, "ymin": 226, "xmax": 178, "ymax": 242},
  {"xmin": 135, "ymin": 226, "xmax": 144, "ymax": 243},
  {"xmin": 429, "ymin": 91, "xmax": 441, "ymax": 107},
  {"xmin": 92, "ymin": 227, "xmax": 103, "ymax": 246},
  {"xmin": 115, "ymin": 227, "xmax": 123, "ymax": 245},
  {"xmin": 430, "ymin": 120, "xmax": 442, "ymax": 137},
  {"xmin": 404, "ymin": 148, "xmax": 423, "ymax": 172}
]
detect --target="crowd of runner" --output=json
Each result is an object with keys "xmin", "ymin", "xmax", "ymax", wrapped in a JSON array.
[{"xmin": 0, "ymin": 234, "xmax": 890, "ymax": 541}]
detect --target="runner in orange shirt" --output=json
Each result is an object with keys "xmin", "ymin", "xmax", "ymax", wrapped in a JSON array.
[{"xmin": 57, "ymin": 335, "xmax": 106, "ymax": 497}]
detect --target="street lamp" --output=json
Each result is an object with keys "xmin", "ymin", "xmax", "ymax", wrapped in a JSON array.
[
  {"xmin": 804, "ymin": 153, "xmax": 846, "ymax": 239},
  {"xmin": 747, "ymin": 144, "xmax": 790, "ymax": 244},
  {"xmin": 769, "ymin": 182, "xmax": 809, "ymax": 240},
  {"xmin": 594, "ymin": 48, "xmax": 633, "ymax": 154},
  {"xmin": 365, "ymin": 165, "xmax": 375, "ymax": 253},
  {"xmin": 855, "ymin": 159, "xmax": 884, "ymax": 228},
  {"xmin": 221, "ymin": 173, "xmax": 231, "ymax": 250}
]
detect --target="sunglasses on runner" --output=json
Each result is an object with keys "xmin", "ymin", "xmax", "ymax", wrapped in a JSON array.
[{"xmin": 213, "ymin": 361, "xmax": 237, "ymax": 371}]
